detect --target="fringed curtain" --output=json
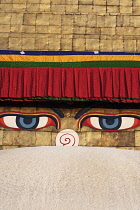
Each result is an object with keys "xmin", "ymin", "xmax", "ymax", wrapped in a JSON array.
[{"xmin": 0, "ymin": 66, "xmax": 139, "ymax": 103}]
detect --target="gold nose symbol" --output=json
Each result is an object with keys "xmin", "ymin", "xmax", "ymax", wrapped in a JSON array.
[{"xmin": 56, "ymin": 129, "xmax": 79, "ymax": 146}]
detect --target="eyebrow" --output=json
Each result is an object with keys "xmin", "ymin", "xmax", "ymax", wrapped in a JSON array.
[
  {"xmin": 50, "ymin": 107, "xmax": 64, "ymax": 118},
  {"xmin": 75, "ymin": 103, "xmax": 100, "ymax": 119},
  {"xmin": 75, "ymin": 107, "xmax": 92, "ymax": 119}
]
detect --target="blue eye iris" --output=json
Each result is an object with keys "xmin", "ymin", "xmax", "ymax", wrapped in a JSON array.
[
  {"xmin": 16, "ymin": 116, "xmax": 39, "ymax": 129},
  {"xmin": 99, "ymin": 117, "xmax": 122, "ymax": 130}
]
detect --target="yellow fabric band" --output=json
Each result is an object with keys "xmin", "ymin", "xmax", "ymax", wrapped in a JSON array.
[{"xmin": 0, "ymin": 54, "xmax": 140, "ymax": 62}]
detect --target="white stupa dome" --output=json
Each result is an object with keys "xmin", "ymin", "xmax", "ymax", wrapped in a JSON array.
[{"xmin": 0, "ymin": 146, "xmax": 140, "ymax": 210}]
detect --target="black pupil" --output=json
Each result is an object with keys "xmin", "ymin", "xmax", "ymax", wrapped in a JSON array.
[
  {"xmin": 23, "ymin": 118, "xmax": 32, "ymax": 124},
  {"xmin": 105, "ymin": 118, "xmax": 115, "ymax": 125}
]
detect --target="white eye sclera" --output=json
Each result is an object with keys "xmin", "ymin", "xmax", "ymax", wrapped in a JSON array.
[
  {"xmin": 118, "ymin": 117, "xmax": 134, "ymax": 130},
  {"xmin": 90, "ymin": 117, "xmax": 100, "ymax": 129},
  {"xmin": 36, "ymin": 117, "xmax": 48, "ymax": 128},
  {"xmin": 4, "ymin": 116, "xmax": 17, "ymax": 128}
]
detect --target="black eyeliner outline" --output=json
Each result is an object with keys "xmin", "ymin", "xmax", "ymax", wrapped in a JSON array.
[
  {"xmin": 0, "ymin": 114, "xmax": 58, "ymax": 129},
  {"xmin": 80, "ymin": 114, "xmax": 140, "ymax": 129}
]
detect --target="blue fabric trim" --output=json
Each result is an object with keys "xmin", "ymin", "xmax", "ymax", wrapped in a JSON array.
[{"xmin": 0, "ymin": 50, "xmax": 140, "ymax": 56}]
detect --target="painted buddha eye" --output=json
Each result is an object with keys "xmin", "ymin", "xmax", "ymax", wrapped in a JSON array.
[
  {"xmin": 79, "ymin": 113, "xmax": 140, "ymax": 131},
  {"xmin": 0, "ymin": 112, "xmax": 60, "ymax": 130}
]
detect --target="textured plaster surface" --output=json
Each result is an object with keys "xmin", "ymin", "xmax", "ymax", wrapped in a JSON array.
[
  {"xmin": 0, "ymin": 0, "xmax": 140, "ymax": 52},
  {"xmin": 1, "ymin": 146, "xmax": 140, "ymax": 209}
]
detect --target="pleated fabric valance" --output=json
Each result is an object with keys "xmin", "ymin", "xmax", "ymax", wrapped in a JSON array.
[{"xmin": 0, "ymin": 51, "xmax": 139, "ymax": 103}]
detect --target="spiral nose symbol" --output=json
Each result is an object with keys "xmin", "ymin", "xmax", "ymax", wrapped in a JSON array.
[{"xmin": 56, "ymin": 129, "xmax": 79, "ymax": 146}]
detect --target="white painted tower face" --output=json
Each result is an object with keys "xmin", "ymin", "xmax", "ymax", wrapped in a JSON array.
[{"xmin": 56, "ymin": 129, "xmax": 79, "ymax": 146}]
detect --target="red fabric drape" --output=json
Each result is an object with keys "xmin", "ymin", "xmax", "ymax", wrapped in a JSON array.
[{"xmin": 0, "ymin": 67, "xmax": 139, "ymax": 103}]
